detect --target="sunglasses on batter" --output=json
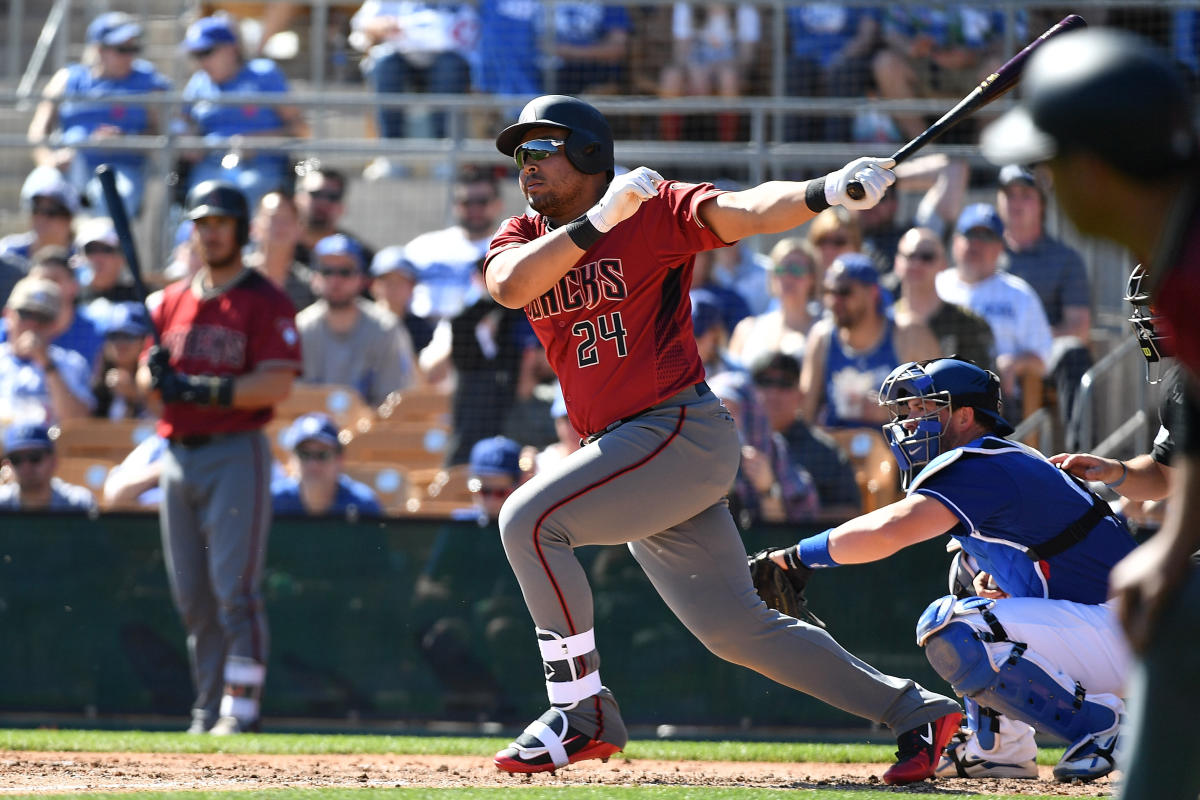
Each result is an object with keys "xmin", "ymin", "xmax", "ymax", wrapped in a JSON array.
[{"xmin": 514, "ymin": 139, "xmax": 565, "ymax": 170}]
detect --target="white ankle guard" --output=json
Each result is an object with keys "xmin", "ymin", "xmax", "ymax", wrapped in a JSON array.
[{"xmin": 537, "ymin": 627, "xmax": 601, "ymax": 709}]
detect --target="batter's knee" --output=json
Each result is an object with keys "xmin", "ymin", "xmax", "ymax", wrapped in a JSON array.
[{"xmin": 499, "ymin": 493, "xmax": 569, "ymax": 557}]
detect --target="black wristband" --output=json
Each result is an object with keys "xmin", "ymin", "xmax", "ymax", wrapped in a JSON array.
[
  {"xmin": 214, "ymin": 376, "xmax": 235, "ymax": 407},
  {"xmin": 564, "ymin": 216, "xmax": 605, "ymax": 251},
  {"xmin": 805, "ymin": 177, "xmax": 830, "ymax": 213}
]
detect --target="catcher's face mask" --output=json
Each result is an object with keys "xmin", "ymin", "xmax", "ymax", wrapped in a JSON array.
[
  {"xmin": 1126, "ymin": 264, "xmax": 1174, "ymax": 383},
  {"xmin": 879, "ymin": 362, "xmax": 951, "ymax": 489}
]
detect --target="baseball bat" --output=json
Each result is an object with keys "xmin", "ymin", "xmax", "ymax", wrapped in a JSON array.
[
  {"xmin": 94, "ymin": 164, "xmax": 161, "ymax": 346},
  {"xmin": 845, "ymin": 13, "xmax": 1087, "ymax": 201}
]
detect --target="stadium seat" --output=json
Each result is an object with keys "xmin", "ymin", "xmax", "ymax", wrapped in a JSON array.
[
  {"xmin": 54, "ymin": 457, "xmax": 117, "ymax": 496},
  {"xmin": 825, "ymin": 427, "xmax": 901, "ymax": 513},
  {"xmin": 278, "ymin": 383, "xmax": 374, "ymax": 427},
  {"xmin": 341, "ymin": 462, "xmax": 410, "ymax": 511},
  {"xmin": 52, "ymin": 418, "xmax": 158, "ymax": 462},
  {"xmin": 341, "ymin": 422, "xmax": 450, "ymax": 469},
  {"xmin": 376, "ymin": 385, "xmax": 452, "ymax": 429}
]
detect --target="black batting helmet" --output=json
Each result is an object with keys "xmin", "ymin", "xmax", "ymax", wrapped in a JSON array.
[
  {"xmin": 495, "ymin": 95, "xmax": 614, "ymax": 176},
  {"xmin": 185, "ymin": 180, "xmax": 250, "ymax": 245},
  {"xmin": 982, "ymin": 28, "xmax": 1197, "ymax": 178}
]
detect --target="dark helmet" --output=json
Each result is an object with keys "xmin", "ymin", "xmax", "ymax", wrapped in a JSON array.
[
  {"xmin": 1125, "ymin": 264, "xmax": 1175, "ymax": 381},
  {"xmin": 495, "ymin": 94, "xmax": 614, "ymax": 176},
  {"xmin": 185, "ymin": 180, "xmax": 250, "ymax": 245},
  {"xmin": 981, "ymin": 28, "xmax": 1197, "ymax": 178},
  {"xmin": 878, "ymin": 359, "xmax": 1013, "ymax": 488}
]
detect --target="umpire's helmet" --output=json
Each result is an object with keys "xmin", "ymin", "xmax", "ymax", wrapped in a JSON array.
[
  {"xmin": 185, "ymin": 180, "xmax": 250, "ymax": 245},
  {"xmin": 981, "ymin": 28, "xmax": 1197, "ymax": 178},
  {"xmin": 495, "ymin": 95, "xmax": 614, "ymax": 176},
  {"xmin": 878, "ymin": 359, "xmax": 1013, "ymax": 488}
]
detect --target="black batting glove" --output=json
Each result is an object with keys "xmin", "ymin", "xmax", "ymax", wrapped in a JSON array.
[
  {"xmin": 147, "ymin": 345, "xmax": 173, "ymax": 390},
  {"xmin": 159, "ymin": 373, "xmax": 235, "ymax": 407}
]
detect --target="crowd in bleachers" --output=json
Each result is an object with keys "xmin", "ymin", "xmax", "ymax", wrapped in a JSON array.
[{"xmin": 2, "ymin": 3, "xmax": 1196, "ymax": 522}]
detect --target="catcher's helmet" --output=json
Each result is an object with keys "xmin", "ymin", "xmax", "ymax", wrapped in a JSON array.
[
  {"xmin": 185, "ymin": 180, "xmax": 250, "ymax": 245},
  {"xmin": 982, "ymin": 28, "xmax": 1197, "ymax": 178},
  {"xmin": 878, "ymin": 358, "xmax": 1013, "ymax": 488},
  {"xmin": 1126, "ymin": 264, "xmax": 1175, "ymax": 382},
  {"xmin": 495, "ymin": 95, "xmax": 614, "ymax": 176}
]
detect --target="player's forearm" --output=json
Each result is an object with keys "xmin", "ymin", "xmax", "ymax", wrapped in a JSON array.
[
  {"xmin": 1115, "ymin": 454, "xmax": 1172, "ymax": 502},
  {"xmin": 231, "ymin": 369, "xmax": 295, "ymax": 408},
  {"xmin": 486, "ymin": 235, "xmax": 583, "ymax": 308},
  {"xmin": 703, "ymin": 182, "xmax": 821, "ymax": 242}
]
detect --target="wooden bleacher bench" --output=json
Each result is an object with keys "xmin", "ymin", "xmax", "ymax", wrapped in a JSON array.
[
  {"xmin": 54, "ymin": 456, "xmax": 117, "ymax": 496},
  {"xmin": 377, "ymin": 385, "xmax": 452, "ymax": 429},
  {"xmin": 825, "ymin": 427, "xmax": 901, "ymax": 514},
  {"xmin": 52, "ymin": 418, "xmax": 158, "ymax": 462},
  {"xmin": 341, "ymin": 422, "xmax": 449, "ymax": 470},
  {"xmin": 341, "ymin": 461, "xmax": 410, "ymax": 510},
  {"xmin": 278, "ymin": 383, "xmax": 374, "ymax": 428}
]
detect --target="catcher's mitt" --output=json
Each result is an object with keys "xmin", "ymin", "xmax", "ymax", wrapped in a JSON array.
[{"xmin": 747, "ymin": 547, "xmax": 825, "ymax": 628}]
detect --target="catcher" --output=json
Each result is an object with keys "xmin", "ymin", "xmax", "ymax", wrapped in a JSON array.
[{"xmin": 748, "ymin": 357, "xmax": 1137, "ymax": 783}]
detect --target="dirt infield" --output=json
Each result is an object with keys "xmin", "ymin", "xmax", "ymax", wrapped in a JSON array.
[{"xmin": 0, "ymin": 751, "xmax": 1116, "ymax": 795}]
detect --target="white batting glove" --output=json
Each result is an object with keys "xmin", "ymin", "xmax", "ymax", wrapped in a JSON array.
[
  {"xmin": 824, "ymin": 157, "xmax": 897, "ymax": 211},
  {"xmin": 586, "ymin": 167, "xmax": 665, "ymax": 232}
]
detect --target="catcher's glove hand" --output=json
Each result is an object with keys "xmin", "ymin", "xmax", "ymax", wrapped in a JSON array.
[{"xmin": 747, "ymin": 547, "xmax": 825, "ymax": 628}]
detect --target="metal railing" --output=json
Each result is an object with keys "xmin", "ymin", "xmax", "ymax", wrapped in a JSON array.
[{"xmin": 1075, "ymin": 337, "xmax": 1152, "ymax": 454}]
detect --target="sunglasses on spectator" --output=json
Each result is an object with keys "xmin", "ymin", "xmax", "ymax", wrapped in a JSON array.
[
  {"xmin": 815, "ymin": 235, "xmax": 849, "ymax": 248},
  {"xmin": 963, "ymin": 229, "xmax": 1001, "ymax": 242},
  {"xmin": 296, "ymin": 448, "xmax": 336, "ymax": 462},
  {"xmin": 823, "ymin": 285, "xmax": 855, "ymax": 298},
  {"xmin": 754, "ymin": 374, "xmax": 796, "ymax": 389},
  {"xmin": 32, "ymin": 204, "xmax": 71, "ymax": 218},
  {"xmin": 306, "ymin": 189, "xmax": 343, "ymax": 203},
  {"xmin": 900, "ymin": 249, "xmax": 939, "ymax": 262},
  {"xmin": 16, "ymin": 309, "xmax": 55, "ymax": 325},
  {"xmin": 112, "ymin": 44, "xmax": 142, "ymax": 54},
  {"xmin": 514, "ymin": 139, "xmax": 565, "ymax": 170},
  {"xmin": 774, "ymin": 261, "xmax": 812, "ymax": 277},
  {"xmin": 7, "ymin": 451, "xmax": 48, "ymax": 467},
  {"xmin": 191, "ymin": 47, "xmax": 217, "ymax": 59},
  {"xmin": 84, "ymin": 242, "xmax": 119, "ymax": 256},
  {"xmin": 319, "ymin": 267, "xmax": 359, "ymax": 279}
]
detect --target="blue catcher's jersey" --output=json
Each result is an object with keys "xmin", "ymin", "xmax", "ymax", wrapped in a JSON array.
[{"xmin": 909, "ymin": 435, "xmax": 1136, "ymax": 604}]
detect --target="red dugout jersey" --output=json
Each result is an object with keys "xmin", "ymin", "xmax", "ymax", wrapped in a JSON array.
[
  {"xmin": 149, "ymin": 269, "xmax": 302, "ymax": 438},
  {"xmin": 486, "ymin": 180, "xmax": 731, "ymax": 437},
  {"xmin": 1153, "ymin": 184, "xmax": 1200, "ymax": 379}
]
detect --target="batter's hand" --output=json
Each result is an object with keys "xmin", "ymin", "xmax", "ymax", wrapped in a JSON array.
[
  {"xmin": 824, "ymin": 157, "xmax": 896, "ymax": 211},
  {"xmin": 147, "ymin": 345, "xmax": 173, "ymax": 391},
  {"xmin": 587, "ymin": 167, "xmax": 664, "ymax": 233}
]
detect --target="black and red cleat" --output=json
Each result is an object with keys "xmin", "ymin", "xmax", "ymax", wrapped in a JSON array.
[
  {"xmin": 882, "ymin": 711, "xmax": 963, "ymax": 785},
  {"xmin": 494, "ymin": 708, "xmax": 622, "ymax": 774}
]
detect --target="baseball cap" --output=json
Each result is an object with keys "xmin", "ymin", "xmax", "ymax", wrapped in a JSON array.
[
  {"xmin": 828, "ymin": 252, "xmax": 880, "ymax": 286},
  {"xmin": 690, "ymin": 289, "xmax": 723, "ymax": 337},
  {"xmin": 955, "ymin": 203, "xmax": 1005, "ymax": 238},
  {"xmin": 314, "ymin": 234, "xmax": 365, "ymax": 272},
  {"xmin": 750, "ymin": 351, "xmax": 801, "ymax": 389},
  {"xmin": 284, "ymin": 413, "xmax": 342, "ymax": 451},
  {"xmin": 87, "ymin": 11, "xmax": 142, "ymax": 46},
  {"xmin": 102, "ymin": 302, "xmax": 152, "ymax": 338},
  {"xmin": 981, "ymin": 28, "xmax": 1197, "ymax": 178},
  {"xmin": 370, "ymin": 245, "xmax": 418, "ymax": 280},
  {"xmin": 469, "ymin": 436, "xmax": 522, "ymax": 480},
  {"xmin": 998, "ymin": 164, "xmax": 1038, "ymax": 190},
  {"xmin": 20, "ymin": 166, "xmax": 80, "ymax": 216},
  {"xmin": 76, "ymin": 216, "xmax": 120, "ymax": 249},
  {"xmin": 6, "ymin": 277, "xmax": 62, "ymax": 318},
  {"xmin": 4, "ymin": 422, "xmax": 54, "ymax": 455},
  {"xmin": 183, "ymin": 16, "xmax": 238, "ymax": 52}
]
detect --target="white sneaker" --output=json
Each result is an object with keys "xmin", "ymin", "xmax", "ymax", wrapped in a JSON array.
[
  {"xmin": 935, "ymin": 730, "xmax": 1038, "ymax": 779},
  {"xmin": 209, "ymin": 714, "xmax": 259, "ymax": 736}
]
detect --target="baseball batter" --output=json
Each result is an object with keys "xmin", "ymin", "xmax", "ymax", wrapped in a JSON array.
[
  {"xmin": 484, "ymin": 94, "xmax": 961, "ymax": 784},
  {"xmin": 138, "ymin": 180, "xmax": 301, "ymax": 735}
]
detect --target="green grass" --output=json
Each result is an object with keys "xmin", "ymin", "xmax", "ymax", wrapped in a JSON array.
[{"xmin": 0, "ymin": 728, "xmax": 1067, "ymax": 765}]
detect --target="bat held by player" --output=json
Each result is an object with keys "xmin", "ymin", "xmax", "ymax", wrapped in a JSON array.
[{"xmin": 94, "ymin": 163, "xmax": 161, "ymax": 346}]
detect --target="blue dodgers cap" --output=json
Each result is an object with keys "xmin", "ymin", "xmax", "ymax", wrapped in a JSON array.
[
  {"xmin": 183, "ymin": 16, "xmax": 238, "ymax": 52},
  {"xmin": 955, "ymin": 203, "xmax": 1005, "ymax": 238},
  {"xmin": 828, "ymin": 252, "xmax": 880, "ymax": 285},
  {"xmin": 4, "ymin": 422, "xmax": 54, "ymax": 455},
  {"xmin": 87, "ymin": 12, "xmax": 143, "ymax": 46},
  {"xmin": 469, "ymin": 436, "xmax": 522, "ymax": 479},
  {"xmin": 314, "ymin": 234, "xmax": 366, "ymax": 272},
  {"xmin": 102, "ymin": 302, "xmax": 152, "ymax": 338},
  {"xmin": 369, "ymin": 245, "xmax": 418, "ymax": 280},
  {"xmin": 284, "ymin": 413, "xmax": 342, "ymax": 450},
  {"xmin": 689, "ymin": 289, "xmax": 723, "ymax": 337}
]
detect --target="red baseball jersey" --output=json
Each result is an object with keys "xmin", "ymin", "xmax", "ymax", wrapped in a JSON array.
[
  {"xmin": 1154, "ymin": 192, "xmax": 1200, "ymax": 379},
  {"xmin": 486, "ymin": 180, "xmax": 731, "ymax": 437},
  {"xmin": 149, "ymin": 269, "xmax": 302, "ymax": 438}
]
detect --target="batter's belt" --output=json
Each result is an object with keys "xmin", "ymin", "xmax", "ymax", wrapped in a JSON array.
[{"xmin": 583, "ymin": 381, "xmax": 711, "ymax": 445}]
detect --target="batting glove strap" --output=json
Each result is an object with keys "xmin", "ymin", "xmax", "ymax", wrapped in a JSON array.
[
  {"xmin": 804, "ymin": 178, "xmax": 830, "ymax": 213},
  {"xmin": 168, "ymin": 374, "xmax": 235, "ymax": 407}
]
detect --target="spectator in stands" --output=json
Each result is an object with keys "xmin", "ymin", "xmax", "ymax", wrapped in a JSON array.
[
  {"xmin": 475, "ymin": 0, "xmax": 541, "ymax": 98},
  {"xmin": 936, "ymin": 203, "xmax": 1053, "ymax": 408},
  {"xmin": 404, "ymin": 166, "xmax": 505, "ymax": 324},
  {"xmin": 749, "ymin": 350, "xmax": 861, "ymax": 514},
  {"xmin": 728, "ymin": 237, "xmax": 819, "ymax": 369},
  {"xmin": 528, "ymin": 384, "xmax": 581, "ymax": 475},
  {"xmin": 292, "ymin": 163, "xmax": 375, "ymax": 269},
  {"xmin": 551, "ymin": 1, "xmax": 633, "ymax": 95},
  {"xmin": 689, "ymin": 191, "xmax": 774, "ymax": 314},
  {"xmin": 350, "ymin": 0, "xmax": 478, "ymax": 177},
  {"xmin": 74, "ymin": 218, "xmax": 140, "ymax": 318},
  {"xmin": 162, "ymin": 220, "xmax": 201, "ymax": 284},
  {"xmin": 296, "ymin": 234, "xmax": 417, "ymax": 406},
  {"xmin": 805, "ymin": 205, "xmax": 862, "ymax": 286},
  {"xmin": 0, "ymin": 278, "xmax": 94, "ymax": 424},
  {"xmin": 873, "ymin": 8, "xmax": 1008, "ymax": 140},
  {"xmin": 890, "ymin": 227, "xmax": 995, "ymax": 371},
  {"xmin": 26, "ymin": 247, "xmax": 104, "ymax": 369},
  {"xmin": 0, "ymin": 256, "xmax": 21, "ymax": 312},
  {"xmin": 709, "ymin": 369, "xmax": 819, "ymax": 526},
  {"xmin": 466, "ymin": 435, "xmax": 525, "ymax": 523},
  {"xmin": 369, "ymin": 245, "xmax": 435, "ymax": 353},
  {"xmin": 89, "ymin": 302, "xmax": 152, "ymax": 420},
  {"xmin": 102, "ymin": 432, "xmax": 167, "ymax": 510},
  {"xmin": 26, "ymin": 12, "xmax": 170, "ymax": 218},
  {"xmin": 800, "ymin": 253, "xmax": 938, "ymax": 428},
  {"xmin": 691, "ymin": 250, "xmax": 752, "ymax": 336},
  {"xmin": 179, "ymin": 15, "xmax": 307, "ymax": 209},
  {"xmin": 659, "ymin": 3, "xmax": 760, "ymax": 142},
  {"xmin": 0, "ymin": 422, "xmax": 96, "ymax": 511},
  {"xmin": 785, "ymin": 6, "xmax": 880, "ymax": 142},
  {"xmin": 271, "ymin": 412, "xmax": 382, "ymax": 518},
  {"xmin": 855, "ymin": 153, "xmax": 969, "ymax": 281},
  {"xmin": 691, "ymin": 288, "xmax": 737, "ymax": 380},
  {"xmin": 0, "ymin": 167, "xmax": 80, "ymax": 268},
  {"xmin": 244, "ymin": 190, "xmax": 316, "ymax": 312},
  {"xmin": 995, "ymin": 164, "xmax": 1094, "ymax": 446}
]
